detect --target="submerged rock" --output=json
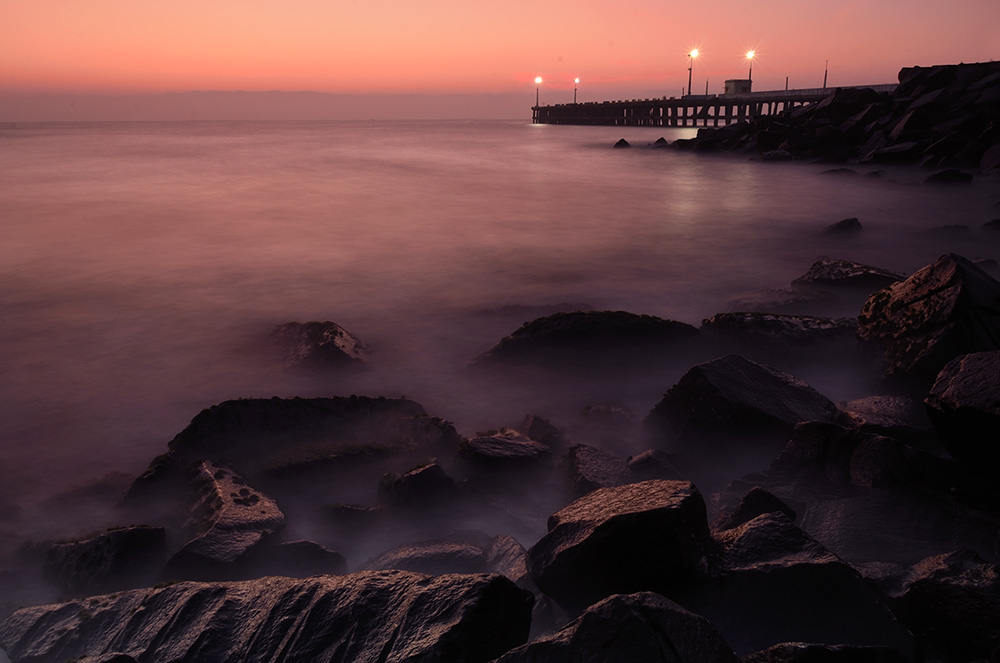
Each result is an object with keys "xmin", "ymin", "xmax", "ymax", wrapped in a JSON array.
[
  {"xmin": 700, "ymin": 312, "xmax": 858, "ymax": 356},
  {"xmin": 856, "ymin": 254, "xmax": 1000, "ymax": 380},
  {"xmin": 526, "ymin": 479, "xmax": 711, "ymax": 611},
  {"xmin": 742, "ymin": 643, "xmax": 908, "ymax": 662},
  {"xmin": 494, "ymin": 592, "xmax": 739, "ymax": 663},
  {"xmin": 0, "ymin": 570, "xmax": 534, "ymax": 663},
  {"xmin": 792, "ymin": 258, "xmax": 905, "ymax": 290},
  {"xmin": 469, "ymin": 310, "xmax": 699, "ymax": 372},
  {"xmin": 924, "ymin": 350, "xmax": 1000, "ymax": 466},
  {"xmin": 823, "ymin": 217, "xmax": 863, "ymax": 236},
  {"xmin": 268, "ymin": 320, "xmax": 371, "ymax": 369}
]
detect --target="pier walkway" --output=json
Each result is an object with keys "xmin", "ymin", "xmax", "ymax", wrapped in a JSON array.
[{"xmin": 531, "ymin": 84, "xmax": 897, "ymax": 127}]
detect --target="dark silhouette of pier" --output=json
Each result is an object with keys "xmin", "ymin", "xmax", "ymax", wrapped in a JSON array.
[{"xmin": 532, "ymin": 84, "xmax": 897, "ymax": 126}]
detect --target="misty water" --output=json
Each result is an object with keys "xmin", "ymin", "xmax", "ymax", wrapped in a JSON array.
[{"xmin": 1, "ymin": 120, "xmax": 998, "ymax": 551}]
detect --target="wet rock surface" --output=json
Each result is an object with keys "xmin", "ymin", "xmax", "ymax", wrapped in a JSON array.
[
  {"xmin": 268, "ymin": 320, "xmax": 372, "ymax": 369},
  {"xmin": 857, "ymin": 254, "xmax": 1000, "ymax": 380},
  {"xmin": 0, "ymin": 571, "xmax": 534, "ymax": 663}
]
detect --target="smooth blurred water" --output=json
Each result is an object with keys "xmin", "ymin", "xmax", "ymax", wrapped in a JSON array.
[{"xmin": 1, "ymin": 119, "xmax": 997, "ymax": 511}]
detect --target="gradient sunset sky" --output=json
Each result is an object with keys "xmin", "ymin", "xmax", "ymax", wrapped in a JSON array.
[{"xmin": 2, "ymin": 0, "xmax": 998, "ymax": 119}]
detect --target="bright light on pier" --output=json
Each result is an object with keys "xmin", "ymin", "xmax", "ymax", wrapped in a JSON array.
[{"xmin": 689, "ymin": 49, "xmax": 699, "ymax": 58}]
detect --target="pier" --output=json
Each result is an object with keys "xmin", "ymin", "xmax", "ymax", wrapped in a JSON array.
[{"xmin": 532, "ymin": 84, "xmax": 897, "ymax": 127}]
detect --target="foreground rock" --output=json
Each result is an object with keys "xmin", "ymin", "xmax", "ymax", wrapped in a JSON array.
[
  {"xmin": 683, "ymin": 513, "xmax": 915, "ymax": 658},
  {"xmin": 494, "ymin": 592, "xmax": 739, "ymax": 663},
  {"xmin": 268, "ymin": 320, "xmax": 372, "ymax": 369},
  {"xmin": 742, "ymin": 643, "xmax": 908, "ymax": 662},
  {"xmin": 924, "ymin": 350, "xmax": 1000, "ymax": 466},
  {"xmin": 857, "ymin": 254, "xmax": 1000, "ymax": 381},
  {"xmin": 527, "ymin": 480, "xmax": 711, "ymax": 611},
  {"xmin": 0, "ymin": 570, "xmax": 533, "ymax": 663},
  {"xmin": 469, "ymin": 310, "xmax": 699, "ymax": 372}
]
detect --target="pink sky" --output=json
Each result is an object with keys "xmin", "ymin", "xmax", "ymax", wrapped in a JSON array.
[{"xmin": 2, "ymin": 0, "xmax": 997, "ymax": 118}]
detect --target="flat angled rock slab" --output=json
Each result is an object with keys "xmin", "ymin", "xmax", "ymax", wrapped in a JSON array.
[
  {"xmin": 0, "ymin": 570, "xmax": 533, "ymax": 663},
  {"xmin": 857, "ymin": 254, "xmax": 1000, "ymax": 380},
  {"xmin": 526, "ymin": 479, "xmax": 712, "ymax": 611},
  {"xmin": 493, "ymin": 592, "xmax": 739, "ymax": 663}
]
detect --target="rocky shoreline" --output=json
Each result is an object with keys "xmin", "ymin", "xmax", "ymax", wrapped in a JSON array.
[
  {"xmin": 1, "ymin": 249, "xmax": 999, "ymax": 662},
  {"xmin": 2, "ymin": 62, "xmax": 1000, "ymax": 662}
]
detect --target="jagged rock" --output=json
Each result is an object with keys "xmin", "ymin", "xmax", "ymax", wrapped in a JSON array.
[
  {"xmin": 838, "ymin": 394, "xmax": 939, "ymax": 450},
  {"xmin": 0, "ymin": 570, "xmax": 533, "ymax": 663},
  {"xmin": 856, "ymin": 254, "xmax": 1000, "ymax": 380},
  {"xmin": 526, "ymin": 480, "xmax": 712, "ymax": 611},
  {"xmin": 378, "ymin": 462, "xmax": 459, "ymax": 507},
  {"xmin": 458, "ymin": 430, "xmax": 552, "ymax": 469},
  {"xmin": 923, "ymin": 169, "xmax": 973, "ymax": 185},
  {"xmin": 924, "ymin": 350, "xmax": 1000, "ymax": 466},
  {"xmin": 363, "ymin": 539, "xmax": 487, "ymax": 575},
  {"xmin": 742, "ymin": 643, "xmax": 908, "ymax": 662},
  {"xmin": 700, "ymin": 312, "xmax": 858, "ymax": 356},
  {"xmin": 494, "ymin": 592, "xmax": 739, "ymax": 663},
  {"xmin": 682, "ymin": 513, "xmax": 914, "ymax": 658},
  {"xmin": 613, "ymin": 138, "xmax": 631, "ymax": 148},
  {"xmin": 564, "ymin": 444, "xmax": 628, "ymax": 498},
  {"xmin": 42, "ymin": 526, "xmax": 167, "ymax": 597},
  {"xmin": 792, "ymin": 258, "xmax": 904, "ymax": 290},
  {"xmin": 710, "ymin": 486, "xmax": 796, "ymax": 533},
  {"xmin": 626, "ymin": 449, "xmax": 685, "ymax": 482},
  {"xmin": 164, "ymin": 462, "xmax": 285, "ymax": 580},
  {"xmin": 469, "ymin": 310, "xmax": 699, "ymax": 371},
  {"xmin": 644, "ymin": 355, "xmax": 842, "ymax": 473},
  {"xmin": 823, "ymin": 217, "xmax": 863, "ymax": 236},
  {"xmin": 268, "ymin": 320, "xmax": 372, "ymax": 369},
  {"xmin": 880, "ymin": 549, "xmax": 1000, "ymax": 663}
]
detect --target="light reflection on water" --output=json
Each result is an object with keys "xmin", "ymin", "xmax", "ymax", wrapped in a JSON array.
[{"xmin": 0, "ymin": 120, "xmax": 997, "ymax": 510}]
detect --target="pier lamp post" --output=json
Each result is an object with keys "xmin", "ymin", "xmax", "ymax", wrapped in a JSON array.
[
  {"xmin": 746, "ymin": 50, "xmax": 755, "ymax": 82},
  {"xmin": 687, "ymin": 49, "xmax": 699, "ymax": 97},
  {"xmin": 574, "ymin": 78, "xmax": 579, "ymax": 104},
  {"xmin": 535, "ymin": 76, "xmax": 542, "ymax": 106}
]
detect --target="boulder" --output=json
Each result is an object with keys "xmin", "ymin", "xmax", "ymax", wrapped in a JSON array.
[
  {"xmin": 518, "ymin": 414, "xmax": 567, "ymax": 451},
  {"xmin": 700, "ymin": 312, "xmax": 858, "ymax": 357},
  {"xmin": 710, "ymin": 486, "xmax": 797, "ymax": 533},
  {"xmin": 248, "ymin": 540, "xmax": 348, "ymax": 578},
  {"xmin": 644, "ymin": 355, "xmax": 842, "ymax": 473},
  {"xmin": 493, "ymin": 592, "xmax": 739, "ymax": 663},
  {"xmin": 526, "ymin": 480, "xmax": 712, "ymax": 611},
  {"xmin": 881, "ymin": 549, "xmax": 1000, "ymax": 663},
  {"xmin": 0, "ymin": 570, "xmax": 534, "ymax": 663},
  {"xmin": 856, "ymin": 254, "xmax": 1000, "ymax": 380},
  {"xmin": 469, "ymin": 310, "xmax": 699, "ymax": 372},
  {"xmin": 742, "ymin": 643, "xmax": 908, "ymax": 662},
  {"xmin": 924, "ymin": 350, "xmax": 1000, "ymax": 466},
  {"xmin": 613, "ymin": 138, "xmax": 631, "ymax": 148},
  {"xmin": 42, "ymin": 526, "xmax": 167, "ymax": 597},
  {"xmin": 838, "ymin": 394, "xmax": 940, "ymax": 451},
  {"xmin": 564, "ymin": 444, "xmax": 628, "ymax": 498},
  {"xmin": 163, "ymin": 462, "xmax": 285, "ymax": 580},
  {"xmin": 823, "ymin": 217, "xmax": 863, "ymax": 236},
  {"xmin": 682, "ymin": 513, "xmax": 914, "ymax": 658},
  {"xmin": 458, "ymin": 430, "xmax": 552, "ymax": 470},
  {"xmin": 268, "ymin": 320, "xmax": 371, "ymax": 369},
  {"xmin": 626, "ymin": 449, "xmax": 685, "ymax": 482},
  {"xmin": 378, "ymin": 462, "xmax": 459, "ymax": 507},
  {"xmin": 923, "ymin": 169, "xmax": 973, "ymax": 185},
  {"xmin": 363, "ymin": 540, "xmax": 487, "ymax": 575},
  {"xmin": 723, "ymin": 288, "xmax": 839, "ymax": 316},
  {"xmin": 792, "ymin": 258, "xmax": 904, "ymax": 290}
]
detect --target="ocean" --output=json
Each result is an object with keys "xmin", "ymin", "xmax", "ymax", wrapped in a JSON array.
[{"xmin": 1, "ymin": 119, "xmax": 997, "ymax": 537}]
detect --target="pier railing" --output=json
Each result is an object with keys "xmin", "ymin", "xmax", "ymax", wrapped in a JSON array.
[{"xmin": 531, "ymin": 84, "xmax": 898, "ymax": 127}]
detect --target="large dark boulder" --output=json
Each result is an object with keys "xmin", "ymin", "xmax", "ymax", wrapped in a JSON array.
[
  {"xmin": 856, "ymin": 254, "xmax": 1000, "ymax": 380},
  {"xmin": 469, "ymin": 310, "xmax": 699, "ymax": 371},
  {"xmin": 838, "ymin": 394, "xmax": 940, "ymax": 451},
  {"xmin": 644, "ymin": 355, "xmax": 842, "ymax": 477},
  {"xmin": 880, "ymin": 549, "xmax": 1000, "ymax": 663},
  {"xmin": 493, "ymin": 592, "xmax": 739, "ymax": 663},
  {"xmin": 710, "ymin": 486, "xmax": 797, "ymax": 533},
  {"xmin": 268, "ymin": 320, "xmax": 371, "ymax": 369},
  {"xmin": 42, "ymin": 526, "xmax": 167, "ymax": 597},
  {"xmin": 248, "ymin": 540, "xmax": 348, "ymax": 578},
  {"xmin": 564, "ymin": 444, "xmax": 628, "ymax": 498},
  {"xmin": 742, "ymin": 643, "xmax": 908, "ymax": 663},
  {"xmin": 378, "ymin": 462, "xmax": 460, "ymax": 507},
  {"xmin": 0, "ymin": 570, "xmax": 534, "ymax": 663},
  {"xmin": 526, "ymin": 480, "xmax": 712, "ymax": 612},
  {"xmin": 924, "ymin": 350, "xmax": 1000, "ymax": 466},
  {"xmin": 683, "ymin": 513, "xmax": 914, "ymax": 658},
  {"xmin": 163, "ymin": 462, "xmax": 285, "ymax": 580}
]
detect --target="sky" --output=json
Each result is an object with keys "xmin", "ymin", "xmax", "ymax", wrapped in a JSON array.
[{"xmin": 1, "ymin": 0, "xmax": 998, "ymax": 120}]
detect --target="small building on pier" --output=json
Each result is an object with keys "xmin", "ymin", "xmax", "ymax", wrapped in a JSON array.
[{"xmin": 724, "ymin": 79, "xmax": 752, "ymax": 95}]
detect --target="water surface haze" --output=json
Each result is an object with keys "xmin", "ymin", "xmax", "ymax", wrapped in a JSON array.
[{"xmin": 1, "ymin": 119, "xmax": 997, "ymax": 544}]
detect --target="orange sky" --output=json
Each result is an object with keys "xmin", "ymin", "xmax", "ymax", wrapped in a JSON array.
[{"xmin": 2, "ymin": 0, "xmax": 998, "ymax": 107}]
